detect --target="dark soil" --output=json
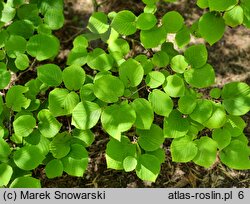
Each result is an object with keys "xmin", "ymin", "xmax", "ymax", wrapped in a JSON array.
[{"xmin": 33, "ymin": 0, "xmax": 250, "ymax": 187}]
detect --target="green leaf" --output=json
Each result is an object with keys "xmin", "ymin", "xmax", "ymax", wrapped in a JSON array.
[
  {"xmin": 13, "ymin": 115, "xmax": 36, "ymax": 138},
  {"xmin": 152, "ymin": 51, "xmax": 169, "ymax": 68},
  {"xmin": 136, "ymin": 13, "xmax": 157, "ymax": 30},
  {"xmin": 10, "ymin": 177, "xmax": 41, "ymax": 188},
  {"xmin": 221, "ymin": 82, "xmax": 250, "ymax": 116},
  {"xmin": 212, "ymin": 128, "xmax": 231, "ymax": 150},
  {"xmin": 5, "ymin": 35, "xmax": 27, "ymax": 58},
  {"xmin": 148, "ymin": 89, "xmax": 173, "ymax": 116},
  {"xmin": 178, "ymin": 95, "xmax": 197, "ymax": 114},
  {"xmin": 146, "ymin": 148, "xmax": 165, "ymax": 163},
  {"xmin": 136, "ymin": 154, "xmax": 161, "ymax": 182},
  {"xmin": 119, "ymin": 59, "xmax": 144, "ymax": 87},
  {"xmin": 223, "ymin": 5, "xmax": 244, "ymax": 27},
  {"xmin": 94, "ymin": 75, "xmax": 124, "ymax": 103},
  {"xmin": 15, "ymin": 53, "xmax": 29, "ymax": 70},
  {"xmin": 135, "ymin": 54, "xmax": 154, "ymax": 74},
  {"xmin": 142, "ymin": 0, "xmax": 159, "ymax": 5},
  {"xmin": 170, "ymin": 55, "xmax": 188, "ymax": 73},
  {"xmin": 7, "ymin": 19, "xmax": 34, "ymax": 39},
  {"xmin": 131, "ymin": 98, "xmax": 154, "ymax": 130},
  {"xmin": 163, "ymin": 74, "xmax": 185, "ymax": 97},
  {"xmin": 184, "ymin": 44, "xmax": 208, "ymax": 69},
  {"xmin": 67, "ymin": 47, "xmax": 88, "ymax": 66},
  {"xmin": 190, "ymin": 99, "xmax": 213, "ymax": 124},
  {"xmin": 184, "ymin": 63, "xmax": 215, "ymax": 88},
  {"xmin": 72, "ymin": 129, "xmax": 95, "ymax": 147},
  {"xmin": 208, "ymin": 0, "xmax": 238, "ymax": 11},
  {"xmin": 210, "ymin": 87, "xmax": 221, "ymax": 99},
  {"xmin": 0, "ymin": 138, "xmax": 11, "ymax": 162},
  {"xmin": 45, "ymin": 159, "xmax": 63, "ymax": 179},
  {"xmin": 197, "ymin": 0, "xmax": 209, "ymax": 8},
  {"xmin": 198, "ymin": 12, "xmax": 226, "ymax": 45},
  {"xmin": 203, "ymin": 103, "xmax": 227, "ymax": 129},
  {"xmin": 220, "ymin": 140, "xmax": 250, "ymax": 170},
  {"xmin": 163, "ymin": 109, "xmax": 190, "ymax": 138},
  {"xmin": 162, "ymin": 11, "xmax": 184, "ymax": 33},
  {"xmin": 27, "ymin": 34, "xmax": 60, "ymax": 61},
  {"xmin": 44, "ymin": 9, "xmax": 64, "ymax": 30},
  {"xmin": 48, "ymin": 88, "xmax": 79, "ymax": 117},
  {"xmin": 50, "ymin": 133, "xmax": 71, "ymax": 159},
  {"xmin": 137, "ymin": 124, "xmax": 164, "ymax": 151},
  {"xmin": 61, "ymin": 144, "xmax": 89, "ymax": 177},
  {"xmin": 224, "ymin": 115, "xmax": 246, "ymax": 137},
  {"xmin": 106, "ymin": 136, "xmax": 136, "ymax": 170},
  {"xmin": 88, "ymin": 12, "xmax": 109, "ymax": 34},
  {"xmin": 111, "ymin": 10, "xmax": 137, "ymax": 35},
  {"xmin": 140, "ymin": 26, "xmax": 166, "ymax": 48},
  {"xmin": 145, "ymin": 71, "xmax": 165, "ymax": 89},
  {"xmin": 72, "ymin": 101, "xmax": 101, "ymax": 130},
  {"xmin": 101, "ymin": 103, "xmax": 136, "ymax": 141},
  {"xmin": 123, "ymin": 156, "xmax": 137, "ymax": 172},
  {"xmin": 171, "ymin": 136, "xmax": 198, "ymax": 162},
  {"xmin": 63, "ymin": 65, "xmax": 85, "ymax": 90},
  {"xmin": 87, "ymin": 48, "xmax": 114, "ymax": 71},
  {"xmin": 37, "ymin": 64, "xmax": 62, "ymax": 86},
  {"xmin": 108, "ymin": 38, "xmax": 130, "ymax": 56},
  {"xmin": 37, "ymin": 109, "xmax": 62, "ymax": 138},
  {"xmin": 0, "ymin": 2, "xmax": 16, "ymax": 23},
  {"xmin": 80, "ymin": 83, "xmax": 96, "ymax": 101},
  {"xmin": 175, "ymin": 25, "xmax": 191, "ymax": 47},
  {"xmin": 6, "ymin": 85, "xmax": 31, "ymax": 112},
  {"xmin": 14, "ymin": 146, "xmax": 45, "ymax": 170},
  {"xmin": 0, "ymin": 64, "xmax": 11, "ymax": 89},
  {"xmin": 193, "ymin": 136, "xmax": 218, "ymax": 168},
  {"xmin": 0, "ymin": 163, "xmax": 13, "ymax": 187}
]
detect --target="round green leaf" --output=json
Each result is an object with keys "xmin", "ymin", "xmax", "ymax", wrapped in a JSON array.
[
  {"xmin": 197, "ymin": 0, "xmax": 209, "ymax": 8},
  {"xmin": 123, "ymin": 156, "xmax": 137, "ymax": 172},
  {"xmin": 10, "ymin": 177, "xmax": 41, "ymax": 188},
  {"xmin": 223, "ymin": 5, "xmax": 244, "ymax": 27},
  {"xmin": 101, "ymin": 103, "xmax": 136, "ymax": 141},
  {"xmin": 48, "ymin": 88, "xmax": 79, "ymax": 117},
  {"xmin": 63, "ymin": 65, "xmax": 85, "ymax": 90},
  {"xmin": 119, "ymin": 59, "xmax": 144, "ymax": 87},
  {"xmin": 184, "ymin": 44, "xmax": 207, "ymax": 68},
  {"xmin": 137, "ymin": 124, "xmax": 164, "ymax": 151},
  {"xmin": 61, "ymin": 144, "xmax": 88, "ymax": 177},
  {"xmin": 45, "ymin": 159, "xmax": 63, "ymax": 178},
  {"xmin": 13, "ymin": 115, "xmax": 36, "ymax": 138},
  {"xmin": 145, "ymin": 71, "xmax": 165, "ymax": 88},
  {"xmin": 170, "ymin": 55, "xmax": 188, "ymax": 73},
  {"xmin": 80, "ymin": 83, "xmax": 96, "ymax": 101},
  {"xmin": 108, "ymin": 38, "xmax": 130, "ymax": 56},
  {"xmin": 175, "ymin": 26, "xmax": 191, "ymax": 47},
  {"xmin": 162, "ymin": 11, "xmax": 184, "ymax": 33},
  {"xmin": 212, "ymin": 128, "xmax": 231, "ymax": 150},
  {"xmin": 94, "ymin": 75, "xmax": 124, "ymax": 103},
  {"xmin": 72, "ymin": 101, "xmax": 101, "ymax": 130},
  {"xmin": 14, "ymin": 53, "xmax": 29, "ymax": 70},
  {"xmin": 7, "ymin": 20, "xmax": 34, "ymax": 39},
  {"xmin": 37, "ymin": 109, "xmax": 62, "ymax": 138},
  {"xmin": 131, "ymin": 98, "xmax": 154, "ymax": 130},
  {"xmin": 67, "ymin": 47, "xmax": 88, "ymax": 66},
  {"xmin": 210, "ymin": 87, "xmax": 221, "ymax": 99},
  {"xmin": 136, "ymin": 154, "xmax": 161, "ymax": 182},
  {"xmin": 14, "ymin": 146, "xmax": 45, "ymax": 170},
  {"xmin": 0, "ymin": 163, "xmax": 13, "ymax": 187},
  {"xmin": 220, "ymin": 140, "xmax": 250, "ymax": 170},
  {"xmin": 184, "ymin": 63, "xmax": 215, "ymax": 88},
  {"xmin": 44, "ymin": 9, "xmax": 64, "ymax": 30},
  {"xmin": 152, "ymin": 51, "xmax": 169, "ymax": 68},
  {"xmin": 37, "ymin": 64, "xmax": 62, "ymax": 86},
  {"xmin": 87, "ymin": 48, "xmax": 114, "ymax": 71},
  {"xmin": 50, "ymin": 133, "xmax": 71, "ymax": 159},
  {"xmin": 140, "ymin": 26, "xmax": 167, "ymax": 48},
  {"xmin": 193, "ymin": 137, "xmax": 218, "ymax": 168},
  {"xmin": 171, "ymin": 136, "xmax": 198, "ymax": 162},
  {"xmin": 111, "ymin": 10, "xmax": 137, "ymax": 35},
  {"xmin": 27, "ymin": 34, "xmax": 60, "ymax": 61},
  {"xmin": 0, "ymin": 138, "xmax": 11, "ymax": 162},
  {"xmin": 178, "ymin": 95, "xmax": 197, "ymax": 114},
  {"xmin": 224, "ymin": 115, "xmax": 246, "ymax": 137},
  {"xmin": 135, "ymin": 54, "xmax": 154, "ymax": 74},
  {"xmin": 5, "ymin": 35, "xmax": 27, "ymax": 58},
  {"xmin": 136, "ymin": 13, "xmax": 157, "ymax": 30},
  {"xmin": 163, "ymin": 74, "xmax": 185, "ymax": 97},
  {"xmin": 198, "ymin": 12, "xmax": 226, "ymax": 45},
  {"xmin": 208, "ymin": 0, "xmax": 238, "ymax": 11},
  {"xmin": 0, "ymin": 2, "xmax": 16, "ymax": 23},
  {"xmin": 0, "ymin": 68, "xmax": 11, "ymax": 89},
  {"xmin": 88, "ymin": 12, "xmax": 109, "ymax": 34},
  {"xmin": 72, "ymin": 129, "xmax": 95, "ymax": 147},
  {"xmin": 148, "ymin": 89, "xmax": 173, "ymax": 116},
  {"xmin": 190, "ymin": 99, "xmax": 213, "ymax": 124},
  {"xmin": 163, "ymin": 109, "xmax": 190, "ymax": 138}
]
